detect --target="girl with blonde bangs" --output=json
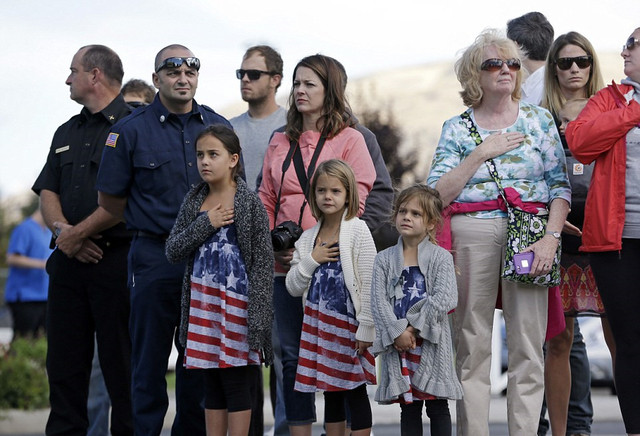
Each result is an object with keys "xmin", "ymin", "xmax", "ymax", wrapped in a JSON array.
[{"xmin": 308, "ymin": 159, "xmax": 360, "ymax": 221}]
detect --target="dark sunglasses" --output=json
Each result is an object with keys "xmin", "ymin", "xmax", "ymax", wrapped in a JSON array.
[
  {"xmin": 155, "ymin": 57, "xmax": 200, "ymax": 73},
  {"xmin": 555, "ymin": 56, "xmax": 593, "ymax": 71},
  {"xmin": 235, "ymin": 69, "xmax": 275, "ymax": 80},
  {"xmin": 126, "ymin": 101, "xmax": 148, "ymax": 108},
  {"xmin": 480, "ymin": 58, "xmax": 521, "ymax": 72},
  {"xmin": 623, "ymin": 37, "xmax": 639, "ymax": 51}
]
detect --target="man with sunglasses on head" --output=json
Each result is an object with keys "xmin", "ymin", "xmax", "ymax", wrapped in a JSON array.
[
  {"xmin": 32, "ymin": 44, "xmax": 133, "ymax": 436},
  {"xmin": 66, "ymin": 44, "xmax": 232, "ymax": 436},
  {"xmin": 507, "ymin": 11, "xmax": 554, "ymax": 105}
]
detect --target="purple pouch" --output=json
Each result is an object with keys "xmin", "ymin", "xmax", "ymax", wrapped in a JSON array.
[{"xmin": 514, "ymin": 252, "xmax": 534, "ymax": 274}]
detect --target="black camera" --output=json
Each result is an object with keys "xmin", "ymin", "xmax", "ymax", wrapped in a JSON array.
[{"xmin": 271, "ymin": 220, "xmax": 303, "ymax": 251}]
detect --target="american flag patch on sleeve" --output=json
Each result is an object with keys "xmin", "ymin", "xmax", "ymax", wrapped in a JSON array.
[{"xmin": 105, "ymin": 132, "xmax": 119, "ymax": 148}]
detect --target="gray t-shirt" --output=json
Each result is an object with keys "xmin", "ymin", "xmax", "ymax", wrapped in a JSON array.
[
  {"xmin": 621, "ymin": 78, "xmax": 640, "ymax": 239},
  {"xmin": 230, "ymin": 107, "xmax": 287, "ymax": 191}
]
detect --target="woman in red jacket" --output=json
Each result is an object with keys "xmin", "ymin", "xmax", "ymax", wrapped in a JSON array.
[{"xmin": 566, "ymin": 27, "xmax": 640, "ymax": 436}]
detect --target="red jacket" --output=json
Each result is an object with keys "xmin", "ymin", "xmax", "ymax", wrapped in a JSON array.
[{"xmin": 566, "ymin": 82, "xmax": 640, "ymax": 252}]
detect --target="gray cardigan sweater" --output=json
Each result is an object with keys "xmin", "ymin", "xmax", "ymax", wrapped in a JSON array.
[
  {"xmin": 165, "ymin": 176, "xmax": 274, "ymax": 365},
  {"xmin": 371, "ymin": 237, "xmax": 462, "ymax": 402}
]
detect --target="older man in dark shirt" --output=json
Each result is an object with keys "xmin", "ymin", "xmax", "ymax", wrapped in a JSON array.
[{"xmin": 32, "ymin": 45, "xmax": 133, "ymax": 436}]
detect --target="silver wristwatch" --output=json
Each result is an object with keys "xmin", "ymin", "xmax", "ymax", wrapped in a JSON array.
[{"xmin": 545, "ymin": 230, "xmax": 561, "ymax": 240}]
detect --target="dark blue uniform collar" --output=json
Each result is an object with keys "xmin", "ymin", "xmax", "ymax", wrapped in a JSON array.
[
  {"xmin": 79, "ymin": 94, "xmax": 130, "ymax": 125},
  {"xmin": 148, "ymin": 94, "xmax": 205, "ymax": 125}
]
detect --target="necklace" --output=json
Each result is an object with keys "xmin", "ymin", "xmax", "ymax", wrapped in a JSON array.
[{"xmin": 318, "ymin": 224, "xmax": 340, "ymax": 246}]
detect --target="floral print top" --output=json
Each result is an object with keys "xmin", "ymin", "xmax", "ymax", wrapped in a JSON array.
[{"xmin": 427, "ymin": 102, "xmax": 571, "ymax": 219}]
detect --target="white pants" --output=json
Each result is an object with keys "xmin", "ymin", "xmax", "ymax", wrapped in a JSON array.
[{"xmin": 451, "ymin": 215, "xmax": 547, "ymax": 436}]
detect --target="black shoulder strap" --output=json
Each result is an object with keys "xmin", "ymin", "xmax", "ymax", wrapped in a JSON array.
[
  {"xmin": 272, "ymin": 141, "xmax": 299, "ymax": 228},
  {"xmin": 291, "ymin": 135, "xmax": 326, "ymax": 225},
  {"xmin": 460, "ymin": 111, "xmax": 509, "ymax": 206},
  {"xmin": 292, "ymin": 135, "xmax": 327, "ymax": 200}
]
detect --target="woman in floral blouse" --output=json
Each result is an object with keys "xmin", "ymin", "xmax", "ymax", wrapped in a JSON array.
[{"xmin": 427, "ymin": 30, "xmax": 571, "ymax": 435}]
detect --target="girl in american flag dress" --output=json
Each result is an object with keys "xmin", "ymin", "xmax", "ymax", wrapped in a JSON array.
[
  {"xmin": 166, "ymin": 125, "xmax": 274, "ymax": 436},
  {"xmin": 371, "ymin": 185, "xmax": 462, "ymax": 436},
  {"xmin": 286, "ymin": 159, "xmax": 376, "ymax": 436}
]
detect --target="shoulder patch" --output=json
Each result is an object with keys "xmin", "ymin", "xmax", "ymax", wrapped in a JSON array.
[{"xmin": 105, "ymin": 132, "xmax": 119, "ymax": 148}]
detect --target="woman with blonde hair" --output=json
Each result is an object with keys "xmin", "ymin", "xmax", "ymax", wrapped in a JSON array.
[
  {"xmin": 540, "ymin": 31, "xmax": 607, "ymax": 436},
  {"xmin": 428, "ymin": 29, "xmax": 571, "ymax": 435}
]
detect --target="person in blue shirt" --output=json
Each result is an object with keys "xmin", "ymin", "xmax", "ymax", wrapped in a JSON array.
[
  {"xmin": 4, "ymin": 208, "xmax": 52, "ymax": 338},
  {"xmin": 60, "ymin": 44, "xmax": 233, "ymax": 436}
]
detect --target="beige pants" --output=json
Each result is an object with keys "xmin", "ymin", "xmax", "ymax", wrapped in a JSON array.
[{"xmin": 451, "ymin": 214, "xmax": 547, "ymax": 436}]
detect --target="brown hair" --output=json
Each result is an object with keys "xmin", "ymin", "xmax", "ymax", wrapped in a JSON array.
[
  {"xmin": 79, "ymin": 45, "xmax": 124, "ymax": 87},
  {"xmin": 392, "ymin": 184, "xmax": 444, "ymax": 244},
  {"xmin": 195, "ymin": 125, "xmax": 242, "ymax": 179},
  {"xmin": 285, "ymin": 54, "xmax": 354, "ymax": 141},
  {"xmin": 244, "ymin": 45, "xmax": 284, "ymax": 89}
]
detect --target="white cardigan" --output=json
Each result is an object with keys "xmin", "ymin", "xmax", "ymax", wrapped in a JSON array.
[{"xmin": 285, "ymin": 212, "xmax": 376, "ymax": 342}]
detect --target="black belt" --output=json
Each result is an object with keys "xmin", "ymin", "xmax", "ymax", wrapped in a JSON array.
[
  {"xmin": 94, "ymin": 236, "xmax": 132, "ymax": 249},
  {"xmin": 135, "ymin": 231, "xmax": 169, "ymax": 241}
]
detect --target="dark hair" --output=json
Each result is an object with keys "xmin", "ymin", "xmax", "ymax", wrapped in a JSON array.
[
  {"xmin": 121, "ymin": 79, "xmax": 156, "ymax": 104},
  {"xmin": 392, "ymin": 184, "xmax": 444, "ymax": 245},
  {"xmin": 506, "ymin": 12, "xmax": 554, "ymax": 61},
  {"xmin": 244, "ymin": 45, "xmax": 284, "ymax": 89},
  {"xmin": 285, "ymin": 54, "xmax": 354, "ymax": 142},
  {"xmin": 195, "ymin": 125, "xmax": 243, "ymax": 179},
  {"xmin": 79, "ymin": 45, "xmax": 124, "ymax": 86},
  {"xmin": 541, "ymin": 32, "xmax": 604, "ymax": 117},
  {"xmin": 154, "ymin": 44, "xmax": 192, "ymax": 71},
  {"xmin": 308, "ymin": 159, "xmax": 359, "ymax": 220}
]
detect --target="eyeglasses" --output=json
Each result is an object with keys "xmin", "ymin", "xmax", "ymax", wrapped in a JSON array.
[
  {"xmin": 623, "ymin": 37, "xmax": 639, "ymax": 51},
  {"xmin": 155, "ymin": 57, "xmax": 200, "ymax": 73},
  {"xmin": 480, "ymin": 58, "xmax": 521, "ymax": 72},
  {"xmin": 555, "ymin": 56, "xmax": 593, "ymax": 71},
  {"xmin": 236, "ymin": 69, "xmax": 274, "ymax": 80},
  {"xmin": 126, "ymin": 101, "xmax": 147, "ymax": 108}
]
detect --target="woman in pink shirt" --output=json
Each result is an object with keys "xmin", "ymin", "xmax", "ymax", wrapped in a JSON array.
[{"xmin": 259, "ymin": 54, "xmax": 375, "ymax": 435}]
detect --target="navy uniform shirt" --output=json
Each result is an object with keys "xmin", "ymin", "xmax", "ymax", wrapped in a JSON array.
[
  {"xmin": 96, "ymin": 95, "xmax": 232, "ymax": 235},
  {"xmin": 32, "ymin": 94, "xmax": 131, "ymax": 237}
]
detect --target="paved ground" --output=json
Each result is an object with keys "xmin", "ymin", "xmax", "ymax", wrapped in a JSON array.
[
  {"xmin": 1, "ymin": 386, "xmax": 626, "ymax": 435},
  {"xmin": 0, "ymin": 315, "xmax": 626, "ymax": 435}
]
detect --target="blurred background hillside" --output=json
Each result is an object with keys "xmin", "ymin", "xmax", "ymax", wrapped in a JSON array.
[{"xmin": 0, "ymin": 52, "xmax": 627, "ymax": 263}]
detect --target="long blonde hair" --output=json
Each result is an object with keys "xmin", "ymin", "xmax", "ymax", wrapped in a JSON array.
[{"xmin": 541, "ymin": 32, "xmax": 604, "ymax": 117}]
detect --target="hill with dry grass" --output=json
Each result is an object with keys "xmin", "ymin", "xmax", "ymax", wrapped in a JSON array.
[{"xmin": 221, "ymin": 52, "xmax": 625, "ymax": 185}]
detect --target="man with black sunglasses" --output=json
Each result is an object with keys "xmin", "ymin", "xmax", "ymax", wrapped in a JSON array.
[
  {"xmin": 507, "ymin": 11, "xmax": 554, "ymax": 105},
  {"xmin": 65, "ymin": 44, "xmax": 232, "ymax": 436},
  {"xmin": 230, "ymin": 45, "xmax": 287, "ymax": 436},
  {"xmin": 231, "ymin": 45, "xmax": 286, "ymax": 191}
]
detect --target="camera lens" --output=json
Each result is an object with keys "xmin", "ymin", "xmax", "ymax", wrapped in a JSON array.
[{"xmin": 272, "ymin": 232, "xmax": 289, "ymax": 251}]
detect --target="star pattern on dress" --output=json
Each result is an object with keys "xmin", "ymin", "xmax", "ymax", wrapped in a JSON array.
[{"xmin": 394, "ymin": 267, "xmax": 426, "ymax": 318}]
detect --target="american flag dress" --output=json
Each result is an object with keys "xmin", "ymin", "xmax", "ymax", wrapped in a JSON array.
[
  {"xmin": 393, "ymin": 266, "xmax": 436, "ymax": 403},
  {"xmin": 295, "ymin": 248, "xmax": 377, "ymax": 392},
  {"xmin": 184, "ymin": 222, "xmax": 261, "ymax": 369}
]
